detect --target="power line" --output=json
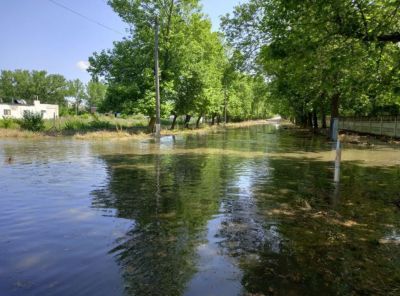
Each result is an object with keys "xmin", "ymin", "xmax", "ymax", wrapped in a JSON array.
[{"xmin": 47, "ymin": 0, "xmax": 124, "ymax": 35}]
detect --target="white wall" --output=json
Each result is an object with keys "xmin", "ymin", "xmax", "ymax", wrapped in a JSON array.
[{"xmin": 0, "ymin": 100, "xmax": 59, "ymax": 120}]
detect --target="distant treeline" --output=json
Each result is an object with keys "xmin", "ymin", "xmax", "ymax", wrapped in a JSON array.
[{"xmin": 0, "ymin": 70, "xmax": 107, "ymax": 113}]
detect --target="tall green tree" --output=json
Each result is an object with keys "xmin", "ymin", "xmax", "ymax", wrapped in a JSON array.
[
  {"xmin": 222, "ymin": 0, "xmax": 400, "ymax": 127},
  {"xmin": 86, "ymin": 81, "xmax": 107, "ymax": 108},
  {"xmin": 89, "ymin": 0, "xmax": 202, "ymax": 118},
  {"xmin": 69, "ymin": 79, "xmax": 86, "ymax": 114},
  {"xmin": 88, "ymin": 0, "xmax": 272, "ymax": 126}
]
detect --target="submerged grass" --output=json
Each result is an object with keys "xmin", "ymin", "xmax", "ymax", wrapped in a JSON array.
[{"xmin": 73, "ymin": 131, "xmax": 151, "ymax": 140}]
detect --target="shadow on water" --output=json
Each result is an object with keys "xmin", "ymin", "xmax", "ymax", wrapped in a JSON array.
[
  {"xmin": 91, "ymin": 143, "xmax": 400, "ymax": 296},
  {"xmin": 91, "ymin": 153, "xmax": 234, "ymax": 295},
  {"xmin": 1, "ymin": 125, "xmax": 399, "ymax": 296},
  {"xmin": 231, "ymin": 159, "xmax": 400, "ymax": 296}
]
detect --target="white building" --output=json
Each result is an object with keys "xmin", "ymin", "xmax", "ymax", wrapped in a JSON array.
[{"xmin": 0, "ymin": 100, "xmax": 59, "ymax": 120}]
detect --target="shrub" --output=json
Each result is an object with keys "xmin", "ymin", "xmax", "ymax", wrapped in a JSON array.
[
  {"xmin": 63, "ymin": 119, "xmax": 87, "ymax": 131},
  {"xmin": 90, "ymin": 119, "xmax": 112, "ymax": 130},
  {"xmin": 20, "ymin": 112, "xmax": 45, "ymax": 132},
  {"xmin": 59, "ymin": 106, "xmax": 75, "ymax": 116},
  {"xmin": 0, "ymin": 117, "xmax": 19, "ymax": 129},
  {"xmin": 80, "ymin": 113, "xmax": 91, "ymax": 120}
]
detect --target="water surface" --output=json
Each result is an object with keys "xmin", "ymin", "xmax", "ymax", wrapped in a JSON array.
[{"xmin": 1, "ymin": 125, "xmax": 400, "ymax": 295}]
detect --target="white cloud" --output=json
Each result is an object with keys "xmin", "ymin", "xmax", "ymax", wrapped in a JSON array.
[{"xmin": 76, "ymin": 60, "xmax": 90, "ymax": 71}]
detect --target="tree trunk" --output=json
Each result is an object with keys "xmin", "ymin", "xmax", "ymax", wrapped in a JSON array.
[
  {"xmin": 170, "ymin": 114, "xmax": 177, "ymax": 130},
  {"xmin": 217, "ymin": 115, "xmax": 221, "ymax": 125},
  {"xmin": 196, "ymin": 115, "xmax": 202, "ymax": 128},
  {"xmin": 312, "ymin": 110, "xmax": 319, "ymax": 130},
  {"xmin": 321, "ymin": 108, "xmax": 327, "ymax": 129},
  {"xmin": 148, "ymin": 116, "xmax": 156, "ymax": 133},
  {"xmin": 184, "ymin": 115, "xmax": 191, "ymax": 129},
  {"xmin": 319, "ymin": 93, "xmax": 327, "ymax": 129},
  {"xmin": 211, "ymin": 114, "xmax": 216, "ymax": 126}
]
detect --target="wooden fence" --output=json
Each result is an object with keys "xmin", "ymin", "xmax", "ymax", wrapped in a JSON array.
[{"xmin": 339, "ymin": 116, "xmax": 399, "ymax": 138}]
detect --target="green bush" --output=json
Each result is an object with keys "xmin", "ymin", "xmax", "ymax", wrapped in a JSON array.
[
  {"xmin": 90, "ymin": 119, "xmax": 112, "ymax": 130},
  {"xmin": 63, "ymin": 119, "xmax": 87, "ymax": 131},
  {"xmin": 20, "ymin": 112, "xmax": 45, "ymax": 132},
  {"xmin": 0, "ymin": 117, "xmax": 19, "ymax": 129},
  {"xmin": 80, "ymin": 113, "xmax": 91, "ymax": 120},
  {"xmin": 59, "ymin": 106, "xmax": 75, "ymax": 116}
]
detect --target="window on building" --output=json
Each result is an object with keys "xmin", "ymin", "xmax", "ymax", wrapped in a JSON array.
[
  {"xmin": 41, "ymin": 110, "xmax": 46, "ymax": 116},
  {"xmin": 3, "ymin": 109, "xmax": 11, "ymax": 116}
]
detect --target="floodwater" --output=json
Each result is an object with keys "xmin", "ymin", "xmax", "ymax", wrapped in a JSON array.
[{"xmin": 1, "ymin": 124, "xmax": 400, "ymax": 296}]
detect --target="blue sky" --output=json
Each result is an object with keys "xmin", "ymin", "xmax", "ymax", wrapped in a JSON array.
[{"xmin": 0, "ymin": 0, "xmax": 243, "ymax": 83}]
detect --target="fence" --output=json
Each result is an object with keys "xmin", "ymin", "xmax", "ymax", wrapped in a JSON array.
[{"xmin": 339, "ymin": 116, "xmax": 399, "ymax": 138}]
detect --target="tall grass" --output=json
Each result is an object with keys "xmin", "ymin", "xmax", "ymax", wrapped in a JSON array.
[
  {"xmin": 59, "ymin": 114, "xmax": 148, "ymax": 133},
  {"xmin": 0, "ymin": 117, "xmax": 20, "ymax": 129}
]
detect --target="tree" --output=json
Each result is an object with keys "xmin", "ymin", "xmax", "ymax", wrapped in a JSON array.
[
  {"xmin": 89, "ymin": 1, "xmax": 203, "ymax": 120},
  {"xmin": 222, "ymin": 0, "xmax": 400, "ymax": 128},
  {"xmin": 88, "ymin": 0, "xmax": 272, "ymax": 126},
  {"xmin": 0, "ymin": 70, "xmax": 70, "ymax": 105},
  {"xmin": 69, "ymin": 79, "xmax": 86, "ymax": 114},
  {"xmin": 86, "ymin": 81, "xmax": 107, "ymax": 109}
]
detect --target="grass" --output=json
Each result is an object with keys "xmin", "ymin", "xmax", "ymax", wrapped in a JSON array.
[
  {"xmin": 0, "ymin": 114, "xmax": 274, "ymax": 140},
  {"xmin": 47, "ymin": 114, "xmax": 149, "ymax": 132},
  {"xmin": 0, "ymin": 128, "xmax": 44, "ymax": 138},
  {"xmin": 73, "ymin": 131, "xmax": 151, "ymax": 140}
]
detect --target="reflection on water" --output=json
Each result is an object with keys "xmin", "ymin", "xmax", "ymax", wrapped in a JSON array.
[{"xmin": 1, "ymin": 125, "xmax": 400, "ymax": 296}]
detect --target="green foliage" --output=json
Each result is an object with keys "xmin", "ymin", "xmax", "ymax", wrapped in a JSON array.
[
  {"xmin": 222, "ymin": 0, "xmax": 400, "ymax": 125},
  {"xmin": 87, "ymin": 81, "xmax": 107, "ymax": 108},
  {"xmin": 90, "ymin": 118, "xmax": 112, "ymax": 130},
  {"xmin": 59, "ymin": 105, "xmax": 75, "ymax": 116},
  {"xmin": 20, "ymin": 111, "xmax": 45, "ymax": 132},
  {"xmin": 88, "ymin": 0, "xmax": 270, "ymax": 122},
  {"xmin": 0, "ymin": 70, "xmax": 71, "ymax": 105},
  {"xmin": 60, "ymin": 114, "xmax": 149, "ymax": 132},
  {"xmin": 63, "ymin": 118, "xmax": 87, "ymax": 131},
  {"xmin": 0, "ymin": 117, "xmax": 19, "ymax": 129},
  {"xmin": 69, "ymin": 79, "xmax": 87, "ymax": 114}
]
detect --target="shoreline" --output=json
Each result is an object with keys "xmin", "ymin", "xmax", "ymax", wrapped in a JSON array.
[{"xmin": 0, "ymin": 119, "xmax": 279, "ymax": 140}]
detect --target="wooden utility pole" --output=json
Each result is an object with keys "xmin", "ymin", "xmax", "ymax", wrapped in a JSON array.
[
  {"xmin": 75, "ymin": 94, "xmax": 79, "ymax": 116},
  {"xmin": 154, "ymin": 16, "xmax": 161, "ymax": 137},
  {"xmin": 224, "ymin": 87, "xmax": 227, "ymax": 124}
]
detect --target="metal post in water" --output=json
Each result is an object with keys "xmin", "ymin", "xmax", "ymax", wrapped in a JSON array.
[{"xmin": 334, "ymin": 139, "xmax": 341, "ymax": 183}]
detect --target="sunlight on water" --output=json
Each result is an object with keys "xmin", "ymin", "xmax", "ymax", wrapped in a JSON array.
[{"xmin": 1, "ymin": 125, "xmax": 399, "ymax": 295}]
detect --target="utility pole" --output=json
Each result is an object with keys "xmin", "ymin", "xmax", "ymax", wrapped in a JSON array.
[
  {"xmin": 154, "ymin": 16, "xmax": 161, "ymax": 137},
  {"xmin": 76, "ymin": 93, "xmax": 79, "ymax": 116},
  {"xmin": 224, "ymin": 87, "xmax": 227, "ymax": 125}
]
